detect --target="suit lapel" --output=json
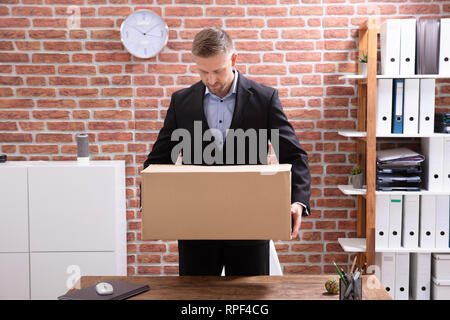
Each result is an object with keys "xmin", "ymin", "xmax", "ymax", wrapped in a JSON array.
[
  {"xmin": 191, "ymin": 81, "xmax": 210, "ymax": 132},
  {"xmin": 229, "ymin": 70, "xmax": 251, "ymax": 131}
]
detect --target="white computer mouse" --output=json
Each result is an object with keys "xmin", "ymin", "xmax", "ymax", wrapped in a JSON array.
[{"xmin": 95, "ymin": 282, "xmax": 114, "ymax": 296}]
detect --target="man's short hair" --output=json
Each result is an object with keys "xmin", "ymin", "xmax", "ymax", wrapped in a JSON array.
[{"xmin": 191, "ymin": 27, "xmax": 234, "ymax": 57}]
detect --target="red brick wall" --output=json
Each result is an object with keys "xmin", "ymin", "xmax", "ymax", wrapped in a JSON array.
[{"xmin": 0, "ymin": 1, "xmax": 449, "ymax": 276}]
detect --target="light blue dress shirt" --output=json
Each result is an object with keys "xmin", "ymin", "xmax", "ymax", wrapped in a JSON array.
[
  {"xmin": 203, "ymin": 69, "xmax": 309, "ymax": 216},
  {"xmin": 204, "ymin": 69, "xmax": 238, "ymax": 149}
]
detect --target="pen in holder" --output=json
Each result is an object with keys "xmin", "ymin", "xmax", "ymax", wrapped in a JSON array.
[{"xmin": 339, "ymin": 277, "xmax": 362, "ymax": 300}]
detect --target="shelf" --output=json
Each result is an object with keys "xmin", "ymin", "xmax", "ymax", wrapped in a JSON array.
[
  {"xmin": 338, "ymin": 130, "xmax": 449, "ymax": 138},
  {"xmin": 338, "ymin": 185, "xmax": 367, "ymax": 195},
  {"xmin": 338, "ymin": 185, "xmax": 450, "ymax": 196},
  {"xmin": 339, "ymin": 74, "xmax": 450, "ymax": 80},
  {"xmin": 377, "ymin": 190, "xmax": 450, "ymax": 196},
  {"xmin": 377, "ymin": 133, "xmax": 449, "ymax": 138},
  {"xmin": 338, "ymin": 238, "xmax": 450, "ymax": 253},
  {"xmin": 338, "ymin": 238, "xmax": 366, "ymax": 252},
  {"xmin": 339, "ymin": 74, "xmax": 367, "ymax": 80},
  {"xmin": 338, "ymin": 130, "xmax": 367, "ymax": 138},
  {"xmin": 377, "ymin": 74, "xmax": 450, "ymax": 79}
]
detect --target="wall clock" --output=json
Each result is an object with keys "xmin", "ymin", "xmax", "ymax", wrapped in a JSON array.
[{"xmin": 120, "ymin": 10, "xmax": 169, "ymax": 59}]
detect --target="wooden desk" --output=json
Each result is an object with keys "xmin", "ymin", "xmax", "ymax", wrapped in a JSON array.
[{"xmin": 69, "ymin": 275, "xmax": 391, "ymax": 300}]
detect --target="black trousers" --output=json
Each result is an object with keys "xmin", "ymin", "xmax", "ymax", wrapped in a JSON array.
[{"xmin": 178, "ymin": 240, "xmax": 270, "ymax": 276}]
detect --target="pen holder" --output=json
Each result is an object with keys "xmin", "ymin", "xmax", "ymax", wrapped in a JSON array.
[{"xmin": 339, "ymin": 278, "xmax": 362, "ymax": 300}]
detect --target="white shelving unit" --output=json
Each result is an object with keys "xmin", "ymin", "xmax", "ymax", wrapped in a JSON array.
[
  {"xmin": 338, "ymin": 185, "xmax": 450, "ymax": 196},
  {"xmin": 338, "ymin": 130, "xmax": 449, "ymax": 138},
  {"xmin": 340, "ymin": 74, "xmax": 450, "ymax": 80},
  {"xmin": 377, "ymin": 74, "xmax": 450, "ymax": 79},
  {"xmin": 339, "ymin": 18, "xmax": 450, "ymax": 300},
  {"xmin": 338, "ymin": 237, "xmax": 450, "ymax": 253},
  {"xmin": 338, "ymin": 70, "xmax": 450, "ymax": 260}
]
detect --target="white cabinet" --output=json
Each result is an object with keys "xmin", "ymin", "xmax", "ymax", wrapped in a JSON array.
[
  {"xmin": 0, "ymin": 161, "xmax": 127, "ymax": 300},
  {"xmin": 29, "ymin": 166, "xmax": 116, "ymax": 252},
  {"xmin": 0, "ymin": 253, "xmax": 30, "ymax": 300},
  {"xmin": 0, "ymin": 167, "xmax": 29, "ymax": 253}
]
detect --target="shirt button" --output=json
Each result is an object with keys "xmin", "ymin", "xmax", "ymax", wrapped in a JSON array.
[
  {"xmin": 219, "ymin": 120, "xmax": 222, "ymax": 123},
  {"xmin": 220, "ymin": 100, "xmax": 223, "ymax": 103}
]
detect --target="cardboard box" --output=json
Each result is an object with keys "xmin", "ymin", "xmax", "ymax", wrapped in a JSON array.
[{"xmin": 141, "ymin": 164, "xmax": 292, "ymax": 240}]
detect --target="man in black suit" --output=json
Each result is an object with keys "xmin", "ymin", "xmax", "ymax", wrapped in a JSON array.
[{"xmin": 143, "ymin": 28, "xmax": 311, "ymax": 276}]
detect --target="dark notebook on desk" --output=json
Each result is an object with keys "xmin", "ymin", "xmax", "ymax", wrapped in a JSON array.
[{"xmin": 58, "ymin": 281, "xmax": 150, "ymax": 300}]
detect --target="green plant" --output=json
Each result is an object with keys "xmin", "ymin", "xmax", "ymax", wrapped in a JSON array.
[
  {"xmin": 351, "ymin": 166, "xmax": 362, "ymax": 175},
  {"xmin": 358, "ymin": 52, "xmax": 368, "ymax": 63}
]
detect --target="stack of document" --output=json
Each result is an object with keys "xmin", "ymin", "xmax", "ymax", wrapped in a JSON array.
[
  {"xmin": 377, "ymin": 148, "xmax": 425, "ymax": 191},
  {"xmin": 435, "ymin": 113, "xmax": 450, "ymax": 134}
]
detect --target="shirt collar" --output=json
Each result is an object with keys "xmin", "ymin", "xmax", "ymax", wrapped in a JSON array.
[{"xmin": 204, "ymin": 68, "xmax": 238, "ymax": 99}]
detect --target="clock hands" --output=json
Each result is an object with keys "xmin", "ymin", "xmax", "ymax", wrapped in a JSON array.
[
  {"xmin": 142, "ymin": 23, "xmax": 164, "ymax": 37},
  {"xmin": 128, "ymin": 24, "xmax": 145, "ymax": 35},
  {"xmin": 128, "ymin": 23, "xmax": 162, "ymax": 38}
]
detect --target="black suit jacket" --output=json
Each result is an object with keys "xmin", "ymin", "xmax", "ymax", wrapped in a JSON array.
[{"xmin": 143, "ymin": 71, "xmax": 311, "ymax": 215}]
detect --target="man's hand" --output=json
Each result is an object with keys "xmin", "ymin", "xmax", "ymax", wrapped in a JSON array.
[{"xmin": 291, "ymin": 203, "xmax": 303, "ymax": 240}]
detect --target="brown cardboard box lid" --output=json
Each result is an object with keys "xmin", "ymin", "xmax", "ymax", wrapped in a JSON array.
[
  {"xmin": 142, "ymin": 164, "xmax": 291, "ymax": 173},
  {"xmin": 141, "ymin": 164, "xmax": 292, "ymax": 240}
]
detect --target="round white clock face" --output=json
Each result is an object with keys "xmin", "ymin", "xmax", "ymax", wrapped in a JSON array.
[{"xmin": 120, "ymin": 10, "xmax": 168, "ymax": 59}]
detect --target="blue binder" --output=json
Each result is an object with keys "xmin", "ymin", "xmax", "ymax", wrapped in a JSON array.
[{"xmin": 392, "ymin": 79, "xmax": 404, "ymax": 134}]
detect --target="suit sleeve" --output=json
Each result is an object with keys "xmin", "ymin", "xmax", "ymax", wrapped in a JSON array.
[
  {"xmin": 268, "ymin": 89, "xmax": 311, "ymax": 216},
  {"xmin": 143, "ymin": 94, "xmax": 178, "ymax": 169}
]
